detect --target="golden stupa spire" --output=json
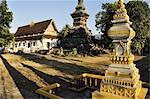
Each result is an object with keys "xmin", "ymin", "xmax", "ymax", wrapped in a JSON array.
[
  {"xmin": 118, "ymin": 0, "xmax": 125, "ymax": 8},
  {"xmin": 113, "ymin": 0, "xmax": 129, "ymax": 20}
]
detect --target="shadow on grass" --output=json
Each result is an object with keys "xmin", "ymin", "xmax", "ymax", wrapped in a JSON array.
[
  {"xmin": 21, "ymin": 63, "xmax": 70, "ymax": 88},
  {"xmin": 135, "ymin": 55, "xmax": 150, "ymax": 83},
  {"xmin": 51, "ymin": 55, "xmax": 83, "ymax": 62},
  {"xmin": 135, "ymin": 55, "xmax": 150, "ymax": 95},
  {"xmin": 21, "ymin": 63, "xmax": 91, "ymax": 99},
  {"xmin": 0, "ymin": 55, "xmax": 39, "ymax": 99},
  {"xmin": 16, "ymin": 53, "xmax": 103, "ymax": 76}
]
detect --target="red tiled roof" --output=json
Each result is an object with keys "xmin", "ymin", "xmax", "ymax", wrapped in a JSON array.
[{"xmin": 15, "ymin": 19, "xmax": 52, "ymax": 37}]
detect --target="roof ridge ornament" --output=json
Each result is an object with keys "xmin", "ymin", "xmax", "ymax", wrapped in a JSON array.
[{"xmin": 29, "ymin": 21, "xmax": 35, "ymax": 27}]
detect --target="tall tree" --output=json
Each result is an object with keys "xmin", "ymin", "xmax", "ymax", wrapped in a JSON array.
[
  {"xmin": 95, "ymin": 1, "xmax": 150, "ymax": 55},
  {"xmin": 0, "ymin": 0, "xmax": 13, "ymax": 47},
  {"xmin": 95, "ymin": 2, "xmax": 117, "ymax": 49},
  {"xmin": 58, "ymin": 24, "xmax": 71, "ymax": 39},
  {"xmin": 126, "ymin": 1, "xmax": 150, "ymax": 55}
]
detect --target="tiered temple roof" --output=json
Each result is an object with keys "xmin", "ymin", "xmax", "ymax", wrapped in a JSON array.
[{"xmin": 15, "ymin": 19, "xmax": 58, "ymax": 41}]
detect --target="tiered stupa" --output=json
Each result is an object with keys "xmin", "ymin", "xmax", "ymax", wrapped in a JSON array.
[
  {"xmin": 61, "ymin": 0, "xmax": 92, "ymax": 54},
  {"xmin": 99, "ymin": 0, "xmax": 148, "ymax": 98}
]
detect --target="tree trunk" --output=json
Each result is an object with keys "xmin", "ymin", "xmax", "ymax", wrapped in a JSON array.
[{"xmin": 138, "ymin": 48, "xmax": 142, "ymax": 55}]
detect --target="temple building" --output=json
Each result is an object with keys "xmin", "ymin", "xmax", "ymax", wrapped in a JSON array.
[
  {"xmin": 61, "ymin": 0, "xmax": 92, "ymax": 54},
  {"xmin": 14, "ymin": 19, "xmax": 58, "ymax": 53}
]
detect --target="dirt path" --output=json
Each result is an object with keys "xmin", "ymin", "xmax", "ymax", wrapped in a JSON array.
[
  {"xmin": 1, "ymin": 54, "xmax": 91, "ymax": 98},
  {"xmin": 0, "ymin": 56, "xmax": 23, "ymax": 99},
  {"xmin": 17, "ymin": 53, "xmax": 108, "ymax": 75},
  {"xmin": 1, "ymin": 53, "xmax": 109, "ymax": 98},
  {"xmin": 0, "ymin": 53, "xmax": 149, "ymax": 98}
]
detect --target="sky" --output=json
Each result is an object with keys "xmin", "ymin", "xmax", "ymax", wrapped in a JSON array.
[{"xmin": 4, "ymin": 0, "xmax": 150, "ymax": 35}]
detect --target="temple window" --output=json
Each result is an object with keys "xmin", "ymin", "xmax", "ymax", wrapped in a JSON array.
[
  {"xmin": 19, "ymin": 42, "xmax": 21, "ymax": 46},
  {"xmin": 33, "ymin": 42, "xmax": 36, "ymax": 46},
  {"xmin": 15, "ymin": 43, "xmax": 17, "ymax": 47},
  {"xmin": 28, "ymin": 43, "xmax": 31, "ymax": 48},
  {"xmin": 23, "ymin": 42, "xmax": 25, "ymax": 46},
  {"xmin": 47, "ymin": 42, "xmax": 50, "ymax": 48}
]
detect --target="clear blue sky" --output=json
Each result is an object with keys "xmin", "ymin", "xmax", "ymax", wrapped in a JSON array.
[{"xmin": 6, "ymin": 0, "xmax": 150, "ymax": 35}]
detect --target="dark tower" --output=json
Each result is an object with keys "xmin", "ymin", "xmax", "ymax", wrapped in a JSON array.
[
  {"xmin": 61, "ymin": 0, "xmax": 92, "ymax": 54},
  {"xmin": 71, "ymin": 0, "xmax": 88, "ymax": 27}
]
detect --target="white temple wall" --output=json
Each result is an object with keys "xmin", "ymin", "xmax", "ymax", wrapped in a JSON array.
[
  {"xmin": 14, "ymin": 38, "xmax": 58, "ymax": 53},
  {"xmin": 42, "ymin": 37, "xmax": 58, "ymax": 50}
]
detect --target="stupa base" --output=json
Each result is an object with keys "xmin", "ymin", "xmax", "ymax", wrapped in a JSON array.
[{"xmin": 92, "ymin": 88, "xmax": 148, "ymax": 99}]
